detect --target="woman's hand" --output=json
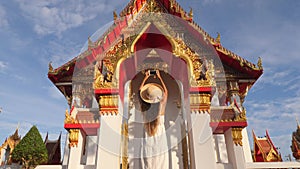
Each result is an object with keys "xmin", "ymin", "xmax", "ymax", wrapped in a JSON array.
[{"xmin": 145, "ymin": 70, "xmax": 151, "ymax": 77}]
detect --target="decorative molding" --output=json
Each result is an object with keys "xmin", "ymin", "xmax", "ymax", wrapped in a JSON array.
[
  {"xmin": 68, "ymin": 129, "xmax": 79, "ymax": 147},
  {"xmin": 232, "ymin": 127, "xmax": 243, "ymax": 146},
  {"xmin": 173, "ymin": 38, "xmax": 215, "ymax": 87},
  {"xmin": 64, "ymin": 109, "xmax": 78, "ymax": 124}
]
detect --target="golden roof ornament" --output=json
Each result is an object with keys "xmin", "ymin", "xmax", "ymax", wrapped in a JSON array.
[
  {"xmin": 216, "ymin": 32, "xmax": 221, "ymax": 44},
  {"xmin": 88, "ymin": 36, "xmax": 94, "ymax": 48},
  {"xmin": 113, "ymin": 10, "xmax": 118, "ymax": 21},
  {"xmin": 257, "ymin": 57, "xmax": 263, "ymax": 69},
  {"xmin": 188, "ymin": 7, "xmax": 193, "ymax": 19},
  {"xmin": 48, "ymin": 61, "xmax": 53, "ymax": 72},
  {"xmin": 170, "ymin": 0, "xmax": 174, "ymax": 9},
  {"xmin": 169, "ymin": 0, "xmax": 178, "ymax": 12}
]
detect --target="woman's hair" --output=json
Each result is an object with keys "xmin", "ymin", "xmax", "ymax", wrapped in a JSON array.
[{"xmin": 139, "ymin": 94, "xmax": 160, "ymax": 136}]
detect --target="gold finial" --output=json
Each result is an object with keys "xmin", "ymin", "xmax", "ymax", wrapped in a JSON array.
[
  {"xmin": 48, "ymin": 61, "xmax": 53, "ymax": 72},
  {"xmin": 188, "ymin": 7, "xmax": 193, "ymax": 19},
  {"xmin": 216, "ymin": 32, "xmax": 221, "ymax": 44},
  {"xmin": 113, "ymin": 10, "xmax": 118, "ymax": 21},
  {"xmin": 88, "ymin": 36, "xmax": 93, "ymax": 48},
  {"xmin": 257, "ymin": 57, "xmax": 263, "ymax": 69},
  {"xmin": 127, "ymin": 7, "xmax": 132, "ymax": 14},
  {"xmin": 170, "ymin": 0, "xmax": 174, "ymax": 8}
]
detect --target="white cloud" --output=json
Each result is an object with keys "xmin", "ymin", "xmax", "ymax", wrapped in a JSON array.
[
  {"xmin": 41, "ymin": 39, "xmax": 82, "ymax": 68},
  {"xmin": 246, "ymin": 95, "xmax": 300, "ymax": 157},
  {"xmin": 0, "ymin": 61, "xmax": 8, "ymax": 71},
  {"xmin": 15, "ymin": 0, "xmax": 118, "ymax": 36},
  {"xmin": 0, "ymin": 5, "xmax": 8, "ymax": 28},
  {"xmin": 204, "ymin": 1, "xmax": 300, "ymax": 68}
]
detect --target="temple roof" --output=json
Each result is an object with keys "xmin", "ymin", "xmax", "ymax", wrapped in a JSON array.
[
  {"xmin": 291, "ymin": 121, "xmax": 300, "ymax": 159},
  {"xmin": 0, "ymin": 128, "xmax": 21, "ymax": 149},
  {"xmin": 253, "ymin": 130, "xmax": 282, "ymax": 162},
  {"xmin": 48, "ymin": 0, "xmax": 263, "ymax": 98},
  {"xmin": 44, "ymin": 133, "xmax": 62, "ymax": 165}
]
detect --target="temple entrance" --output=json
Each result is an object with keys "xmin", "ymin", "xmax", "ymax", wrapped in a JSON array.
[{"xmin": 124, "ymin": 70, "xmax": 188, "ymax": 169}]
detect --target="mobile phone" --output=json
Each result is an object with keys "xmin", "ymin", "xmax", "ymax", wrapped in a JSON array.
[{"xmin": 149, "ymin": 70, "xmax": 156, "ymax": 75}]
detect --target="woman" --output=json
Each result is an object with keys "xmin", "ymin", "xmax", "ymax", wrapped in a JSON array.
[{"xmin": 139, "ymin": 70, "xmax": 169, "ymax": 169}]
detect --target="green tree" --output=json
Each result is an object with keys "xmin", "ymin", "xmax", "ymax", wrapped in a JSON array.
[{"xmin": 11, "ymin": 125, "xmax": 48, "ymax": 169}]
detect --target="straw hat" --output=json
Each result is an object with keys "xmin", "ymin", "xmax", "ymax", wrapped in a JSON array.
[{"xmin": 140, "ymin": 83, "xmax": 164, "ymax": 103}]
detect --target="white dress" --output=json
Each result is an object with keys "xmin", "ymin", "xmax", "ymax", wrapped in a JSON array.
[{"xmin": 141, "ymin": 115, "xmax": 169, "ymax": 169}]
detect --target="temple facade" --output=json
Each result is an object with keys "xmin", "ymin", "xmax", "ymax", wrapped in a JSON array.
[
  {"xmin": 0, "ymin": 128, "xmax": 20, "ymax": 165},
  {"xmin": 40, "ymin": 0, "xmax": 300, "ymax": 169}
]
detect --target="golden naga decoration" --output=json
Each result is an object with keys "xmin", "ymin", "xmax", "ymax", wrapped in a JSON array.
[
  {"xmin": 88, "ymin": 36, "xmax": 94, "ymax": 48},
  {"xmin": 169, "ymin": 0, "xmax": 179, "ymax": 13},
  {"xmin": 48, "ymin": 61, "xmax": 53, "ymax": 72},
  {"xmin": 169, "ymin": 0, "xmax": 174, "ymax": 9},
  {"xmin": 64, "ymin": 109, "xmax": 77, "ymax": 124},
  {"xmin": 188, "ymin": 7, "xmax": 193, "ymax": 19},
  {"xmin": 234, "ymin": 108, "xmax": 247, "ymax": 122},
  {"xmin": 232, "ymin": 127, "xmax": 243, "ymax": 146},
  {"xmin": 215, "ymin": 32, "xmax": 221, "ymax": 44},
  {"xmin": 257, "ymin": 57, "xmax": 263, "ymax": 69},
  {"xmin": 69, "ymin": 129, "xmax": 79, "ymax": 147},
  {"xmin": 113, "ymin": 10, "xmax": 118, "ymax": 21}
]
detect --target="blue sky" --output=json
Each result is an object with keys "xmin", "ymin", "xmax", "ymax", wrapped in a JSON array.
[{"xmin": 0, "ymin": 0, "xmax": 300, "ymax": 160}]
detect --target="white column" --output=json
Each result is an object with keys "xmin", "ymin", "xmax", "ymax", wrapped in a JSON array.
[
  {"xmin": 62, "ymin": 133, "xmax": 70, "ymax": 166},
  {"xmin": 96, "ymin": 114, "xmax": 122, "ymax": 169},
  {"xmin": 213, "ymin": 134, "xmax": 229, "ymax": 163},
  {"xmin": 0, "ymin": 147, "xmax": 5, "ymax": 164},
  {"xmin": 86, "ymin": 136, "xmax": 98, "ymax": 165},
  {"xmin": 189, "ymin": 112, "xmax": 217, "ymax": 169},
  {"xmin": 224, "ymin": 128, "xmax": 246, "ymax": 169},
  {"xmin": 67, "ymin": 130, "xmax": 84, "ymax": 169},
  {"xmin": 242, "ymin": 128, "xmax": 253, "ymax": 162}
]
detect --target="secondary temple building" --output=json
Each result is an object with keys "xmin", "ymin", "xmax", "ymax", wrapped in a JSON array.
[{"xmin": 44, "ymin": 0, "xmax": 298, "ymax": 169}]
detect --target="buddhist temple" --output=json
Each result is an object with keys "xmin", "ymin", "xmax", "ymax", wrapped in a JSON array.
[
  {"xmin": 291, "ymin": 121, "xmax": 300, "ymax": 160},
  {"xmin": 44, "ymin": 133, "xmax": 62, "ymax": 165},
  {"xmin": 0, "ymin": 128, "xmax": 21, "ymax": 165},
  {"xmin": 252, "ymin": 130, "xmax": 282, "ymax": 162},
  {"xmin": 35, "ymin": 0, "xmax": 300, "ymax": 169}
]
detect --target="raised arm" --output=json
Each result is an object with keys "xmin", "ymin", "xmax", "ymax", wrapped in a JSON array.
[
  {"xmin": 156, "ymin": 70, "xmax": 168, "ymax": 102},
  {"xmin": 140, "ymin": 70, "xmax": 150, "ymax": 90}
]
